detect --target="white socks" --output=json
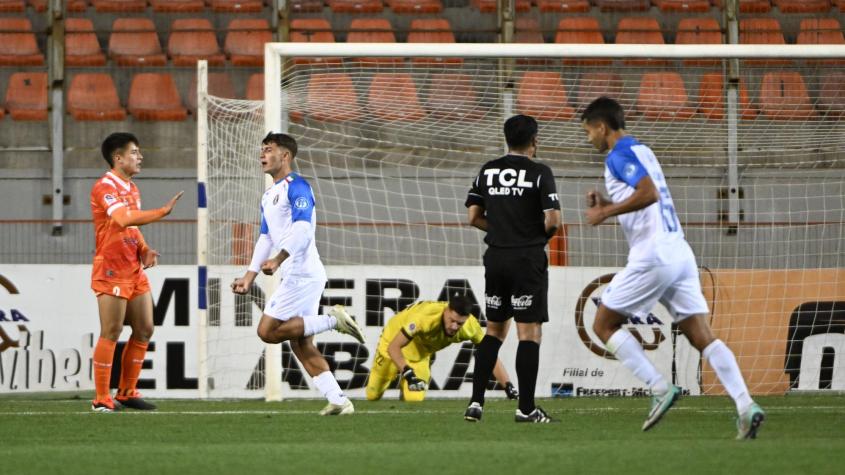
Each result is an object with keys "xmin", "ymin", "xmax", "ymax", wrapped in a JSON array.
[
  {"xmin": 302, "ymin": 315, "xmax": 337, "ymax": 338},
  {"xmin": 606, "ymin": 329, "xmax": 668, "ymax": 395},
  {"xmin": 313, "ymin": 371, "xmax": 348, "ymax": 405},
  {"xmin": 703, "ymin": 339, "xmax": 754, "ymax": 413}
]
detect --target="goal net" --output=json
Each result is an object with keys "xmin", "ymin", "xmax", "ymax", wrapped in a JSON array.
[{"xmin": 198, "ymin": 44, "xmax": 845, "ymax": 400}]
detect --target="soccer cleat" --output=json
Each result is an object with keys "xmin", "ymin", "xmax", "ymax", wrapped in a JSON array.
[
  {"xmin": 515, "ymin": 406, "xmax": 558, "ymax": 423},
  {"xmin": 642, "ymin": 385, "xmax": 681, "ymax": 431},
  {"xmin": 464, "ymin": 402, "xmax": 483, "ymax": 422},
  {"xmin": 115, "ymin": 390, "xmax": 157, "ymax": 411},
  {"xmin": 329, "ymin": 305, "xmax": 366, "ymax": 344},
  {"xmin": 319, "ymin": 399, "xmax": 355, "ymax": 416},
  {"xmin": 91, "ymin": 397, "xmax": 120, "ymax": 413},
  {"xmin": 736, "ymin": 403, "xmax": 766, "ymax": 440}
]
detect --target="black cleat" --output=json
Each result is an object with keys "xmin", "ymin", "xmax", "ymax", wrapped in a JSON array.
[
  {"xmin": 464, "ymin": 402, "xmax": 483, "ymax": 422},
  {"xmin": 515, "ymin": 406, "xmax": 558, "ymax": 423},
  {"xmin": 116, "ymin": 391, "xmax": 157, "ymax": 411}
]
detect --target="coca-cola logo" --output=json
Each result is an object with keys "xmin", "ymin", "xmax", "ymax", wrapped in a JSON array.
[
  {"xmin": 485, "ymin": 295, "xmax": 502, "ymax": 309},
  {"xmin": 511, "ymin": 295, "xmax": 533, "ymax": 309}
]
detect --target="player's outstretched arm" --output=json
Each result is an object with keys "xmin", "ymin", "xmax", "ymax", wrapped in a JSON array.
[
  {"xmin": 111, "ymin": 191, "xmax": 184, "ymax": 227},
  {"xmin": 585, "ymin": 177, "xmax": 659, "ymax": 226}
]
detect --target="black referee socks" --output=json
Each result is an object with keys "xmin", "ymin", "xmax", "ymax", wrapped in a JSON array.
[
  {"xmin": 471, "ymin": 335, "xmax": 503, "ymax": 406},
  {"xmin": 516, "ymin": 340, "xmax": 540, "ymax": 415}
]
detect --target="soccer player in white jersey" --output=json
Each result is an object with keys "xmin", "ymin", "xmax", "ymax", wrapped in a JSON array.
[
  {"xmin": 580, "ymin": 97, "xmax": 765, "ymax": 439},
  {"xmin": 231, "ymin": 132, "xmax": 366, "ymax": 416}
]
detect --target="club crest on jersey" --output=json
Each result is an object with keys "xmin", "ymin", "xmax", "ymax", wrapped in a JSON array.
[
  {"xmin": 623, "ymin": 163, "xmax": 638, "ymax": 178},
  {"xmin": 103, "ymin": 194, "xmax": 117, "ymax": 206},
  {"xmin": 408, "ymin": 323, "xmax": 416, "ymax": 333},
  {"xmin": 294, "ymin": 197, "xmax": 309, "ymax": 209},
  {"xmin": 273, "ymin": 194, "xmax": 279, "ymax": 205}
]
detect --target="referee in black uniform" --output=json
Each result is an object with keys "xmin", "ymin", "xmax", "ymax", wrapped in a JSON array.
[{"xmin": 463, "ymin": 114, "xmax": 561, "ymax": 423}]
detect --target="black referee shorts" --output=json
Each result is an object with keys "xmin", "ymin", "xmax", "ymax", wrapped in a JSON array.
[{"xmin": 483, "ymin": 246, "xmax": 549, "ymax": 324}]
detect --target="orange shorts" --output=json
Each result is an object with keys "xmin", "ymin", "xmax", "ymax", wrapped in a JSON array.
[{"xmin": 92, "ymin": 273, "xmax": 150, "ymax": 301}]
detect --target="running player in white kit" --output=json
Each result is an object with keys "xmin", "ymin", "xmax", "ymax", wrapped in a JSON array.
[{"xmin": 580, "ymin": 97, "xmax": 765, "ymax": 439}]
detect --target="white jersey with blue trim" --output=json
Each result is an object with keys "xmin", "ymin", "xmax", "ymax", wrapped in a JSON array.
[
  {"xmin": 604, "ymin": 136, "xmax": 690, "ymax": 264},
  {"xmin": 259, "ymin": 173, "xmax": 326, "ymax": 280}
]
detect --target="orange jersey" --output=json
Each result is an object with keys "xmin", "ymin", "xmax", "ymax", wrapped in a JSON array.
[{"xmin": 90, "ymin": 171, "xmax": 146, "ymax": 283}]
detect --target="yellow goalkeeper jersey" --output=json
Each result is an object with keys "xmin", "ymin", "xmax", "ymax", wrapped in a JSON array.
[{"xmin": 376, "ymin": 301, "xmax": 485, "ymax": 362}]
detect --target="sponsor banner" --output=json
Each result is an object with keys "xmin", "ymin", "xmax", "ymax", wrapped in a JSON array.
[{"xmin": 1, "ymin": 266, "xmax": 843, "ymax": 398}]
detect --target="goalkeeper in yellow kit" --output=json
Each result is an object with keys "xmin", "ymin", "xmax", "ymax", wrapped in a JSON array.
[{"xmin": 366, "ymin": 295, "xmax": 517, "ymax": 402}]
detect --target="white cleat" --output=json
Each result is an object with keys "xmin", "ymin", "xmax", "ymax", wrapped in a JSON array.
[
  {"xmin": 329, "ymin": 305, "xmax": 366, "ymax": 344},
  {"xmin": 319, "ymin": 399, "xmax": 355, "ymax": 416}
]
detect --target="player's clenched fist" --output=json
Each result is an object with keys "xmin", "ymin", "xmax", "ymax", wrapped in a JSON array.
[
  {"xmin": 231, "ymin": 277, "xmax": 252, "ymax": 295},
  {"xmin": 402, "ymin": 366, "xmax": 426, "ymax": 391}
]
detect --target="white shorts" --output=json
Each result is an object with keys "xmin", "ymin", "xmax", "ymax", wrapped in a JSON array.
[
  {"xmin": 264, "ymin": 276, "xmax": 327, "ymax": 321},
  {"xmin": 601, "ymin": 257, "xmax": 709, "ymax": 322}
]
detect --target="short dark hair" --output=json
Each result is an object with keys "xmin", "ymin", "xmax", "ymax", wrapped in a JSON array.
[
  {"xmin": 101, "ymin": 132, "xmax": 139, "ymax": 168},
  {"xmin": 262, "ymin": 132, "xmax": 298, "ymax": 158},
  {"xmin": 581, "ymin": 96, "xmax": 626, "ymax": 131},
  {"xmin": 504, "ymin": 114, "xmax": 538, "ymax": 150},
  {"xmin": 448, "ymin": 295, "xmax": 474, "ymax": 317}
]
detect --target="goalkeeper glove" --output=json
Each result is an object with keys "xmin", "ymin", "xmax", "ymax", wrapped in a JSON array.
[
  {"xmin": 505, "ymin": 382, "xmax": 519, "ymax": 400},
  {"xmin": 402, "ymin": 366, "xmax": 427, "ymax": 391}
]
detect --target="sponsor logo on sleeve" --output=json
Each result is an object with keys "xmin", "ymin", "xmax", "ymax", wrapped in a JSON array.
[
  {"xmin": 624, "ymin": 163, "xmax": 638, "ymax": 178},
  {"xmin": 294, "ymin": 197, "xmax": 309, "ymax": 209},
  {"xmin": 103, "ymin": 194, "xmax": 117, "ymax": 206}
]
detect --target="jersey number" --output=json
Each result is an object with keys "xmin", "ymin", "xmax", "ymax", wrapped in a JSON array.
[{"xmin": 658, "ymin": 186, "xmax": 679, "ymax": 233}]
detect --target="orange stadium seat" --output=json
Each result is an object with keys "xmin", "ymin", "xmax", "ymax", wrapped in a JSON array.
[
  {"xmin": 92, "ymin": 0, "xmax": 146, "ymax": 12},
  {"xmin": 797, "ymin": 18, "xmax": 844, "ymax": 45},
  {"xmin": 515, "ymin": 17, "xmax": 544, "ymax": 44},
  {"xmin": 5, "ymin": 72, "xmax": 47, "ymax": 120},
  {"xmin": 615, "ymin": 17, "xmax": 669, "ymax": 66},
  {"xmin": 713, "ymin": 0, "xmax": 771, "ymax": 13},
  {"xmin": 516, "ymin": 71, "xmax": 575, "ymax": 121},
  {"xmin": 224, "ymin": 18, "xmax": 272, "ymax": 66},
  {"xmin": 151, "ymin": 0, "xmax": 205, "ymax": 12},
  {"xmin": 740, "ymin": 17, "xmax": 789, "ymax": 66},
  {"xmin": 426, "ymin": 73, "xmax": 483, "ymax": 121},
  {"xmin": 773, "ymin": 0, "xmax": 830, "ymax": 13},
  {"xmin": 675, "ymin": 17, "xmax": 721, "ymax": 66},
  {"xmin": 574, "ymin": 72, "xmax": 625, "ymax": 111},
  {"xmin": 636, "ymin": 72, "xmax": 695, "ymax": 121},
  {"xmin": 128, "ymin": 73, "xmax": 188, "ymax": 121},
  {"xmin": 388, "ymin": 0, "xmax": 443, "ymax": 14},
  {"xmin": 290, "ymin": 0, "xmax": 323, "ymax": 12},
  {"xmin": 186, "ymin": 72, "xmax": 236, "ymax": 113},
  {"xmin": 367, "ymin": 73, "xmax": 425, "ymax": 121},
  {"xmin": 556, "ymin": 17, "xmax": 609, "ymax": 66},
  {"xmin": 407, "ymin": 18, "xmax": 462, "ymax": 65},
  {"xmin": 290, "ymin": 18, "xmax": 338, "ymax": 65},
  {"xmin": 65, "ymin": 18, "xmax": 106, "ymax": 67},
  {"xmin": 758, "ymin": 71, "xmax": 815, "ymax": 120},
  {"xmin": 66, "ymin": 0, "xmax": 88, "ymax": 11},
  {"xmin": 536, "ymin": 0, "xmax": 590, "ymax": 13},
  {"xmin": 108, "ymin": 18, "xmax": 167, "ymax": 66},
  {"xmin": 697, "ymin": 72, "xmax": 756, "ymax": 121},
  {"xmin": 168, "ymin": 18, "xmax": 225, "ymax": 66},
  {"xmin": 471, "ymin": 0, "xmax": 531, "ymax": 12},
  {"xmin": 0, "ymin": 0, "xmax": 24, "ymax": 11},
  {"xmin": 305, "ymin": 73, "xmax": 362, "ymax": 122},
  {"xmin": 818, "ymin": 72, "xmax": 845, "ymax": 117},
  {"xmin": 837, "ymin": 0, "xmax": 845, "ymax": 12},
  {"xmin": 329, "ymin": 0, "xmax": 383, "ymax": 13},
  {"xmin": 595, "ymin": 0, "xmax": 651, "ymax": 12},
  {"xmin": 211, "ymin": 0, "xmax": 263, "ymax": 12},
  {"xmin": 28, "ymin": 0, "xmax": 48, "ymax": 12},
  {"xmin": 246, "ymin": 73, "xmax": 263, "ymax": 100},
  {"xmin": 347, "ymin": 18, "xmax": 402, "ymax": 65},
  {"xmin": 67, "ymin": 73, "xmax": 127, "ymax": 121},
  {"xmin": 0, "ymin": 18, "xmax": 44, "ymax": 65},
  {"xmin": 653, "ymin": 0, "xmax": 710, "ymax": 12}
]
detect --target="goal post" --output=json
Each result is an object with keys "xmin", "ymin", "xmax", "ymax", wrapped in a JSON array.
[{"xmin": 198, "ymin": 43, "xmax": 845, "ymax": 400}]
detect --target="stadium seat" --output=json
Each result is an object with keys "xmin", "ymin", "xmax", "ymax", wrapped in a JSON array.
[
  {"xmin": 290, "ymin": 18, "xmax": 338, "ymax": 65},
  {"xmin": 758, "ymin": 71, "xmax": 815, "ymax": 120},
  {"xmin": 797, "ymin": 18, "xmax": 844, "ymax": 45},
  {"xmin": 0, "ymin": 18, "xmax": 44, "ymax": 65},
  {"xmin": 92, "ymin": 0, "xmax": 146, "ymax": 12},
  {"xmin": 67, "ymin": 73, "xmax": 127, "ymax": 121},
  {"xmin": 186, "ymin": 72, "xmax": 236, "ymax": 113},
  {"xmin": 305, "ymin": 73, "xmax": 362, "ymax": 122},
  {"xmin": 739, "ymin": 18, "xmax": 789, "ymax": 66},
  {"xmin": 388, "ymin": 0, "xmax": 443, "ymax": 14},
  {"xmin": 635, "ymin": 72, "xmax": 695, "ymax": 121},
  {"xmin": 224, "ymin": 18, "xmax": 273, "ymax": 66},
  {"xmin": 329, "ymin": 0, "xmax": 384, "ymax": 13},
  {"xmin": 367, "ymin": 73, "xmax": 425, "ymax": 121},
  {"xmin": 150, "ymin": 0, "xmax": 205, "ymax": 12},
  {"xmin": 516, "ymin": 71, "xmax": 575, "ymax": 121},
  {"xmin": 210, "ymin": 0, "xmax": 264, "ymax": 12},
  {"xmin": 555, "ymin": 17, "xmax": 609, "ymax": 66},
  {"xmin": 425, "ymin": 73, "xmax": 483, "ymax": 121},
  {"xmin": 697, "ymin": 72, "xmax": 756, "ymax": 121},
  {"xmin": 347, "ymin": 18, "xmax": 402, "ymax": 65},
  {"xmin": 0, "ymin": 0, "xmax": 25, "ymax": 11},
  {"xmin": 615, "ymin": 17, "xmax": 670, "ymax": 66},
  {"xmin": 837, "ymin": 0, "xmax": 845, "ymax": 12},
  {"xmin": 65, "ymin": 17, "xmax": 106, "ymax": 67},
  {"xmin": 574, "ymin": 72, "xmax": 624, "ymax": 111},
  {"xmin": 246, "ymin": 73, "xmax": 263, "ymax": 100},
  {"xmin": 5, "ymin": 72, "xmax": 47, "ymax": 120},
  {"xmin": 515, "ymin": 17, "xmax": 544, "ymax": 44},
  {"xmin": 108, "ymin": 18, "xmax": 167, "ymax": 67},
  {"xmin": 66, "ymin": 0, "xmax": 88, "ymax": 12},
  {"xmin": 407, "ymin": 18, "xmax": 462, "ymax": 65},
  {"xmin": 817, "ymin": 72, "xmax": 845, "ymax": 117},
  {"xmin": 128, "ymin": 73, "xmax": 188, "ymax": 121},
  {"xmin": 713, "ymin": 0, "xmax": 771, "ymax": 13},
  {"xmin": 536, "ymin": 0, "xmax": 590, "ymax": 13},
  {"xmin": 168, "ymin": 18, "xmax": 225, "ymax": 67},
  {"xmin": 28, "ymin": 0, "xmax": 48, "ymax": 12},
  {"xmin": 290, "ymin": 0, "xmax": 323, "ymax": 13},
  {"xmin": 772, "ymin": 0, "xmax": 830, "ymax": 13},
  {"xmin": 595, "ymin": 0, "xmax": 651, "ymax": 12},
  {"xmin": 653, "ymin": 0, "xmax": 710, "ymax": 12},
  {"xmin": 675, "ymin": 17, "xmax": 721, "ymax": 66},
  {"xmin": 471, "ymin": 0, "xmax": 531, "ymax": 12}
]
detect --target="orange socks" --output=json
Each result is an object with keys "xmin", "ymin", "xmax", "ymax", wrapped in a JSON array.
[
  {"xmin": 118, "ymin": 338, "xmax": 149, "ymax": 398},
  {"xmin": 93, "ymin": 337, "xmax": 117, "ymax": 401}
]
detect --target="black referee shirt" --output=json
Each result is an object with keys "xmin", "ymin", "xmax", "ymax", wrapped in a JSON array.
[{"xmin": 465, "ymin": 154, "xmax": 560, "ymax": 248}]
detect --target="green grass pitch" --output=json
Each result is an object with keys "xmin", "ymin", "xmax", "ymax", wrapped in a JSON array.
[{"xmin": 2, "ymin": 394, "xmax": 843, "ymax": 474}]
